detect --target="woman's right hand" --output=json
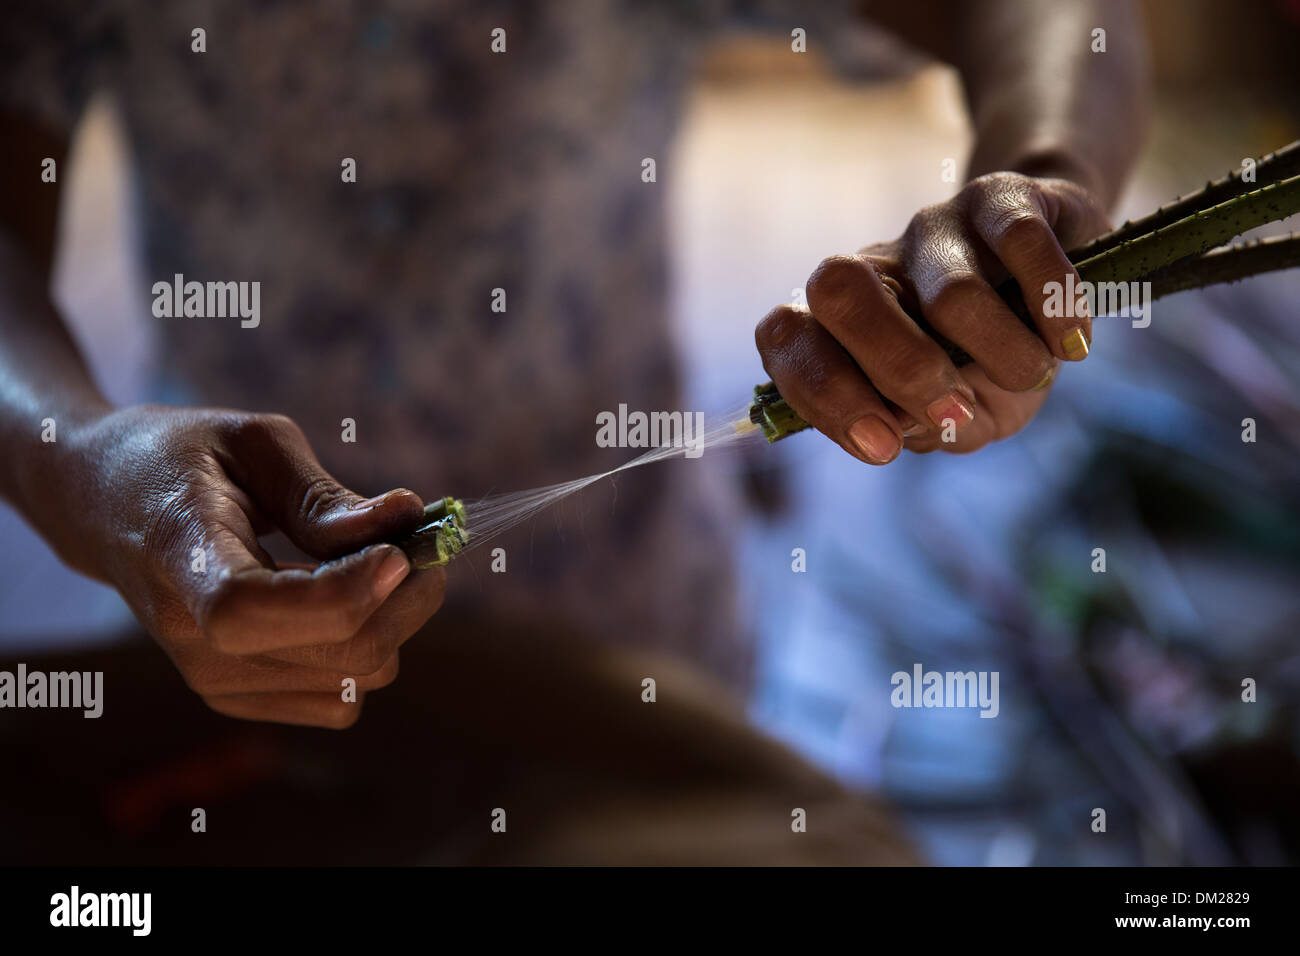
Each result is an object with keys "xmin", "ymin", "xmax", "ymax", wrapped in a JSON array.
[{"xmin": 29, "ymin": 404, "xmax": 444, "ymax": 728}]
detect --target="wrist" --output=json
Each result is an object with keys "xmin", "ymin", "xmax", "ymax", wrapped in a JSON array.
[{"xmin": 16, "ymin": 403, "xmax": 118, "ymax": 580}]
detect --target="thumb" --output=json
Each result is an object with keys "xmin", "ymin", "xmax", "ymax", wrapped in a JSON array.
[{"xmin": 219, "ymin": 414, "xmax": 426, "ymax": 559}]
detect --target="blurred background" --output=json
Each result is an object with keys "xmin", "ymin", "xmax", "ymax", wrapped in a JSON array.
[
  {"xmin": 3, "ymin": 0, "xmax": 1300, "ymax": 864},
  {"xmin": 672, "ymin": 0, "xmax": 1300, "ymax": 865}
]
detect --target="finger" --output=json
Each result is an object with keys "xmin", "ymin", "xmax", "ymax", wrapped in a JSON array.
[
  {"xmin": 755, "ymin": 303, "xmax": 904, "ymax": 464},
  {"xmin": 805, "ymin": 255, "xmax": 977, "ymax": 435},
  {"xmin": 909, "ymin": 241, "xmax": 1055, "ymax": 393},
  {"xmin": 194, "ymin": 540, "xmax": 413, "ymax": 654},
  {"xmin": 263, "ymin": 567, "xmax": 445, "ymax": 672},
  {"xmin": 204, "ymin": 691, "xmax": 367, "ymax": 729},
  {"xmin": 216, "ymin": 414, "xmax": 426, "ymax": 559},
  {"xmin": 173, "ymin": 644, "xmax": 400, "ymax": 696},
  {"xmin": 904, "ymin": 364, "xmax": 1050, "ymax": 454},
  {"xmin": 967, "ymin": 177, "xmax": 1092, "ymax": 362}
]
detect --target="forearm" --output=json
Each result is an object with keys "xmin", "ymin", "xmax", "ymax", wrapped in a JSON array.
[
  {"xmin": 864, "ymin": 0, "xmax": 1149, "ymax": 207},
  {"xmin": 0, "ymin": 232, "xmax": 113, "ymax": 535},
  {"xmin": 957, "ymin": 0, "xmax": 1148, "ymax": 206}
]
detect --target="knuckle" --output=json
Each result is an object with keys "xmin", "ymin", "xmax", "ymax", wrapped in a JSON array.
[
  {"xmin": 199, "ymin": 576, "xmax": 246, "ymax": 652},
  {"xmin": 967, "ymin": 177, "xmax": 1043, "ymax": 232},
  {"xmin": 206, "ymin": 627, "xmax": 239, "ymax": 657},
  {"xmin": 991, "ymin": 209, "xmax": 1047, "ymax": 250},
  {"xmin": 964, "ymin": 170, "xmax": 1030, "ymax": 197},
  {"xmin": 755, "ymin": 304, "xmax": 808, "ymax": 356},
  {"xmin": 787, "ymin": 352, "xmax": 834, "ymax": 399},
  {"xmin": 755, "ymin": 321, "xmax": 834, "ymax": 399},
  {"xmin": 349, "ymin": 634, "xmax": 395, "ymax": 676},
  {"xmin": 959, "ymin": 173, "xmax": 1001, "ymax": 206},
  {"xmin": 810, "ymin": 253, "xmax": 864, "ymax": 283},
  {"xmin": 182, "ymin": 670, "xmax": 217, "ymax": 697},
  {"xmin": 902, "ymin": 201, "xmax": 945, "ymax": 243},
  {"xmin": 806, "ymin": 254, "xmax": 867, "ymax": 309},
  {"xmin": 252, "ymin": 412, "xmax": 300, "ymax": 440},
  {"xmin": 359, "ymin": 653, "xmax": 399, "ymax": 688},
  {"xmin": 201, "ymin": 694, "xmax": 231, "ymax": 718},
  {"xmin": 227, "ymin": 411, "xmax": 294, "ymax": 448},
  {"xmin": 877, "ymin": 272, "xmax": 906, "ymax": 302},
  {"xmin": 297, "ymin": 473, "xmax": 345, "ymax": 524},
  {"xmin": 926, "ymin": 272, "xmax": 988, "ymax": 317},
  {"xmin": 226, "ymin": 413, "xmax": 310, "ymax": 467},
  {"xmin": 324, "ymin": 699, "xmax": 363, "ymax": 730},
  {"xmin": 202, "ymin": 693, "xmax": 253, "ymax": 724}
]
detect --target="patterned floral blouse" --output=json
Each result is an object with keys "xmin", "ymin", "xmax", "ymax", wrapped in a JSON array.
[{"xmin": 3, "ymin": 0, "xmax": 862, "ymax": 688}]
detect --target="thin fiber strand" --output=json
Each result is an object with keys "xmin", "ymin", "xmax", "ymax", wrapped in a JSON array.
[{"xmin": 459, "ymin": 408, "xmax": 758, "ymax": 552}]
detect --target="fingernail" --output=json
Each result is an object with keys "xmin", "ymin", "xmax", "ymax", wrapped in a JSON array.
[
  {"xmin": 350, "ymin": 489, "xmax": 403, "ymax": 512},
  {"xmin": 846, "ymin": 416, "xmax": 901, "ymax": 464},
  {"xmin": 1062, "ymin": 327, "xmax": 1090, "ymax": 361},
  {"xmin": 894, "ymin": 412, "xmax": 926, "ymax": 438},
  {"xmin": 926, "ymin": 393, "xmax": 975, "ymax": 429},
  {"xmin": 1031, "ymin": 366, "xmax": 1057, "ymax": 391},
  {"xmin": 373, "ymin": 547, "xmax": 410, "ymax": 600}
]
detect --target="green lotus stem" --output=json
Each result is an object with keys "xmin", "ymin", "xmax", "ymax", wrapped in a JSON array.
[
  {"xmin": 748, "ymin": 381, "xmax": 807, "ymax": 439},
  {"xmin": 748, "ymin": 382, "xmax": 813, "ymax": 443},
  {"xmin": 1067, "ymin": 140, "xmax": 1300, "ymax": 264},
  {"xmin": 1144, "ymin": 233, "xmax": 1300, "ymax": 298},
  {"xmin": 1072, "ymin": 173, "xmax": 1300, "ymax": 284},
  {"xmin": 393, "ymin": 496, "xmax": 468, "ymax": 568}
]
